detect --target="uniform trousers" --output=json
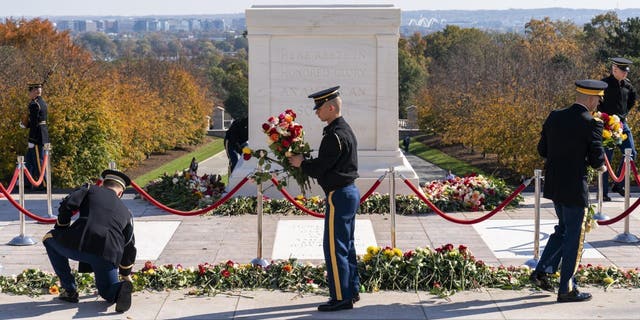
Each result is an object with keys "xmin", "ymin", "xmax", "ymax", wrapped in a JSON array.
[
  {"xmin": 324, "ymin": 183, "xmax": 360, "ymax": 302},
  {"xmin": 534, "ymin": 202, "xmax": 587, "ymax": 294},
  {"xmin": 44, "ymin": 238, "xmax": 124, "ymax": 302}
]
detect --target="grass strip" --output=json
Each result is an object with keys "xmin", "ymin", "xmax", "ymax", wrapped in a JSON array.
[{"xmin": 133, "ymin": 138, "xmax": 225, "ymax": 186}]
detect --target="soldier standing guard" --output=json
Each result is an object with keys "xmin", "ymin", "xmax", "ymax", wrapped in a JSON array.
[{"xmin": 21, "ymin": 82, "xmax": 50, "ymax": 189}]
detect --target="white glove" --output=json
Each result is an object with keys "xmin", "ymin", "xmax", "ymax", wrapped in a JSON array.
[
  {"xmin": 597, "ymin": 165, "xmax": 607, "ymax": 173},
  {"xmin": 28, "ymin": 142, "xmax": 35, "ymax": 148},
  {"xmin": 19, "ymin": 122, "xmax": 26, "ymax": 129},
  {"xmin": 120, "ymin": 274, "xmax": 133, "ymax": 282}
]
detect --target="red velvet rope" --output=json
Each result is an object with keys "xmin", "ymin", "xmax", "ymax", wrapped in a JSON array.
[
  {"xmin": 0, "ymin": 182, "xmax": 56, "ymax": 223},
  {"xmin": 596, "ymin": 196, "xmax": 640, "ymax": 225},
  {"xmin": 402, "ymin": 175, "xmax": 528, "ymax": 225},
  {"xmin": 0, "ymin": 168, "xmax": 20, "ymax": 198},
  {"xmin": 604, "ymin": 154, "xmax": 625, "ymax": 183},
  {"xmin": 270, "ymin": 174, "xmax": 388, "ymax": 218},
  {"xmin": 271, "ymin": 178, "xmax": 325, "ymax": 218},
  {"xmin": 130, "ymin": 176, "xmax": 250, "ymax": 216},
  {"xmin": 22, "ymin": 153, "xmax": 49, "ymax": 187}
]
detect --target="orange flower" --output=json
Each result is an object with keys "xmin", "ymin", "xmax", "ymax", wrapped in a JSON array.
[
  {"xmin": 49, "ymin": 284, "xmax": 59, "ymax": 295},
  {"xmin": 283, "ymin": 264, "xmax": 293, "ymax": 272}
]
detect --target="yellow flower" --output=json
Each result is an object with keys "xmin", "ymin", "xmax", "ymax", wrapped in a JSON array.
[
  {"xmin": 383, "ymin": 248, "xmax": 394, "ymax": 258},
  {"xmin": 242, "ymin": 147, "xmax": 252, "ymax": 155},
  {"xmin": 146, "ymin": 269, "xmax": 156, "ymax": 275},
  {"xmin": 366, "ymin": 246, "xmax": 380, "ymax": 255},
  {"xmin": 295, "ymin": 194, "xmax": 305, "ymax": 201},
  {"xmin": 612, "ymin": 122, "xmax": 620, "ymax": 131},
  {"xmin": 362, "ymin": 253, "xmax": 373, "ymax": 262},
  {"xmin": 393, "ymin": 248, "xmax": 403, "ymax": 257},
  {"xmin": 603, "ymin": 130, "xmax": 612, "ymax": 139},
  {"xmin": 603, "ymin": 277, "xmax": 615, "ymax": 285},
  {"xmin": 49, "ymin": 284, "xmax": 59, "ymax": 295}
]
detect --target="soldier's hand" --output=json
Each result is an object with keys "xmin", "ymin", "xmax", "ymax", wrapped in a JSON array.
[
  {"xmin": 597, "ymin": 165, "xmax": 607, "ymax": 173},
  {"xmin": 28, "ymin": 142, "xmax": 35, "ymax": 148},
  {"xmin": 120, "ymin": 274, "xmax": 133, "ymax": 282}
]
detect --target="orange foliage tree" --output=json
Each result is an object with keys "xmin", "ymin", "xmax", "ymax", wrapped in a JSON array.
[{"xmin": 1, "ymin": 19, "xmax": 210, "ymax": 186}]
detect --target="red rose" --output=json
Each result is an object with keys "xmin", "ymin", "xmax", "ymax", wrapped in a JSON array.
[
  {"xmin": 221, "ymin": 269, "xmax": 231, "ymax": 278},
  {"xmin": 262, "ymin": 123, "xmax": 271, "ymax": 131},
  {"xmin": 282, "ymin": 139, "xmax": 291, "ymax": 148},
  {"xmin": 243, "ymin": 152, "xmax": 252, "ymax": 160}
]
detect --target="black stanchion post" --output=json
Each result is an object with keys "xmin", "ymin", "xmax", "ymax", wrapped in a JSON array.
[
  {"xmin": 525, "ymin": 169, "xmax": 542, "ymax": 268},
  {"xmin": 613, "ymin": 148, "xmax": 639, "ymax": 243},
  {"xmin": 8, "ymin": 156, "xmax": 36, "ymax": 246}
]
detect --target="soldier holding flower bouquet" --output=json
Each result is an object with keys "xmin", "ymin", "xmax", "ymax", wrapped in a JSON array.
[
  {"xmin": 598, "ymin": 57, "xmax": 637, "ymax": 201},
  {"xmin": 288, "ymin": 86, "xmax": 361, "ymax": 312}
]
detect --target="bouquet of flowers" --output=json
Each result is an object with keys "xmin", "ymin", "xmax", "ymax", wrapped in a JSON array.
[
  {"xmin": 592, "ymin": 111, "xmax": 627, "ymax": 148},
  {"xmin": 242, "ymin": 109, "xmax": 313, "ymax": 195}
]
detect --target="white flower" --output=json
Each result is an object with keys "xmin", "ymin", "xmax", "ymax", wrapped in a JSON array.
[{"xmin": 172, "ymin": 178, "xmax": 179, "ymax": 184}]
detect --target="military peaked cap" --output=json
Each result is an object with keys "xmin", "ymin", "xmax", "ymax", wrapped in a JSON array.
[
  {"xmin": 28, "ymin": 83, "xmax": 43, "ymax": 90},
  {"xmin": 308, "ymin": 86, "xmax": 340, "ymax": 110},
  {"xmin": 610, "ymin": 57, "xmax": 633, "ymax": 72},
  {"xmin": 101, "ymin": 169, "xmax": 131, "ymax": 189},
  {"xmin": 575, "ymin": 79, "xmax": 608, "ymax": 96}
]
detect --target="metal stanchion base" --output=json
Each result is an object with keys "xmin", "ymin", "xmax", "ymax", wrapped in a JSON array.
[
  {"xmin": 613, "ymin": 232, "xmax": 640, "ymax": 243},
  {"xmin": 251, "ymin": 258, "xmax": 269, "ymax": 267},
  {"xmin": 593, "ymin": 212, "xmax": 609, "ymax": 221},
  {"xmin": 8, "ymin": 235, "xmax": 37, "ymax": 246},
  {"xmin": 524, "ymin": 258, "xmax": 538, "ymax": 269}
]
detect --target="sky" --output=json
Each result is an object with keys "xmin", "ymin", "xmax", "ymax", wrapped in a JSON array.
[{"xmin": 1, "ymin": 0, "xmax": 637, "ymax": 17}]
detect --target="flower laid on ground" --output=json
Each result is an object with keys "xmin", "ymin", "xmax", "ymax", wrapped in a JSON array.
[
  {"xmin": 421, "ymin": 173, "xmax": 522, "ymax": 211},
  {"xmin": 48, "ymin": 284, "xmax": 59, "ymax": 295},
  {"xmin": 243, "ymin": 109, "xmax": 313, "ymax": 195},
  {"xmin": 2, "ymin": 246, "xmax": 640, "ymax": 297},
  {"xmin": 143, "ymin": 170, "xmax": 226, "ymax": 210},
  {"xmin": 593, "ymin": 111, "xmax": 627, "ymax": 148}
]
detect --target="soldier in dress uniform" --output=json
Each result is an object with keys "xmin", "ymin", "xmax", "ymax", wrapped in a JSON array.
[
  {"xmin": 42, "ymin": 169, "xmax": 136, "ymax": 312},
  {"xmin": 21, "ymin": 83, "xmax": 50, "ymax": 189},
  {"xmin": 598, "ymin": 57, "xmax": 637, "ymax": 201},
  {"xmin": 531, "ymin": 80, "xmax": 607, "ymax": 303},
  {"xmin": 288, "ymin": 86, "xmax": 360, "ymax": 312},
  {"xmin": 224, "ymin": 117, "xmax": 249, "ymax": 175}
]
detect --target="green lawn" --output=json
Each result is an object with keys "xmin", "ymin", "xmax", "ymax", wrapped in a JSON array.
[
  {"xmin": 133, "ymin": 138, "xmax": 226, "ymax": 186},
  {"xmin": 405, "ymin": 137, "xmax": 487, "ymax": 177}
]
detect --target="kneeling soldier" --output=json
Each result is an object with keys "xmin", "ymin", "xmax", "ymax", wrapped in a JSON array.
[{"xmin": 43, "ymin": 169, "xmax": 136, "ymax": 312}]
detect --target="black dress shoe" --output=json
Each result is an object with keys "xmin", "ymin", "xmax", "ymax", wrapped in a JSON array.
[
  {"xmin": 352, "ymin": 294, "xmax": 360, "ymax": 303},
  {"xmin": 529, "ymin": 272, "xmax": 554, "ymax": 292},
  {"xmin": 603, "ymin": 195, "xmax": 612, "ymax": 202},
  {"xmin": 58, "ymin": 289, "xmax": 79, "ymax": 303},
  {"xmin": 115, "ymin": 281, "xmax": 133, "ymax": 312},
  {"xmin": 612, "ymin": 184, "xmax": 625, "ymax": 196},
  {"xmin": 317, "ymin": 299, "xmax": 353, "ymax": 312},
  {"xmin": 557, "ymin": 290, "xmax": 592, "ymax": 303}
]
